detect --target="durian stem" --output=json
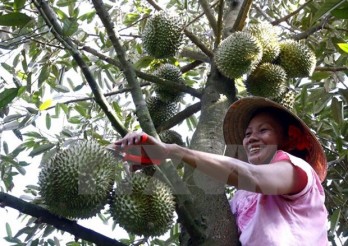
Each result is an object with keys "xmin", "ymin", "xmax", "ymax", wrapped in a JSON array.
[{"xmin": 0, "ymin": 192, "xmax": 126, "ymax": 246}]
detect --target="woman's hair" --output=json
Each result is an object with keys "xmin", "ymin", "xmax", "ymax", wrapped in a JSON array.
[{"xmin": 250, "ymin": 107, "xmax": 309, "ymax": 161}]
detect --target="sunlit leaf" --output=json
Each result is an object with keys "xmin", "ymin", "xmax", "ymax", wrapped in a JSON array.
[
  {"xmin": 337, "ymin": 43, "xmax": 348, "ymax": 53},
  {"xmin": 39, "ymin": 99, "xmax": 53, "ymax": 111}
]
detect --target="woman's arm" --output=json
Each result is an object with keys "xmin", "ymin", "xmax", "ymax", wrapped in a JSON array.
[{"xmin": 114, "ymin": 132, "xmax": 307, "ymax": 195}]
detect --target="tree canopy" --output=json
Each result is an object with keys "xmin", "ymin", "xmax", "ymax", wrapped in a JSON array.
[{"xmin": 0, "ymin": 0, "xmax": 347, "ymax": 245}]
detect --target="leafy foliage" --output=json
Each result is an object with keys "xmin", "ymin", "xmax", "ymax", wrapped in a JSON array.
[{"xmin": 0, "ymin": 0, "xmax": 347, "ymax": 245}]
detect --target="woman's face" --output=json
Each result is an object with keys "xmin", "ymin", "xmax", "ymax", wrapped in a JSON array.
[{"xmin": 242, "ymin": 112, "xmax": 285, "ymax": 164}]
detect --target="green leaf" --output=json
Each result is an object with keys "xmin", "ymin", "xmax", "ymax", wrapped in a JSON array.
[
  {"xmin": 329, "ymin": 208, "xmax": 341, "ymax": 235},
  {"xmin": 332, "ymin": 7, "xmax": 348, "ymax": 19},
  {"xmin": 46, "ymin": 112, "xmax": 51, "ymax": 129},
  {"xmin": 0, "ymin": 13, "xmax": 32, "ymax": 27},
  {"xmin": 331, "ymin": 97, "xmax": 343, "ymax": 125},
  {"xmin": 312, "ymin": 0, "xmax": 347, "ymax": 23},
  {"xmin": 42, "ymin": 225, "xmax": 56, "ymax": 238},
  {"xmin": 311, "ymin": 71, "xmax": 331, "ymax": 81},
  {"xmin": 0, "ymin": 88, "xmax": 19, "ymax": 109},
  {"xmin": 38, "ymin": 65, "xmax": 50, "ymax": 87},
  {"xmin": 6, "ymin": 223, "xmax": 12, "ymax": 237},
  {"xmin": 62, "ymin": 18, "xmax": 78, "ymax": 36},
  {"xmin": 56, "ymin": 0, "xmax": 76, "ymax": 7},
  {"xmin": 123, "ymin": 13, "xmax": 140, "ymax": 25},
  {"xmin": 14, "ymin": 0, "xmax": 27, "ymax": 12},
  {"xmin": 29, "ymin": 143, "xmax": 55, "ymax": 157},
  {"xmin": 39, "ymin": 99, "xmax": 53, "ymax": 111},
  {"xmin": 12, "ymin": 129, "xmax": 23, "ymax": 141},
  {"xmin": 337, "ymin": 43, "xmax": 348, "ymax": 53},
  {"xmin": 134, "ymin": 56, "xmax": 154, "ymax": 69}
]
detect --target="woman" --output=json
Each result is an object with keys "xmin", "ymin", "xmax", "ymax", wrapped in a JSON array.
[{"xmin": 112, "ymin": 96, "xmax": 328, "ymax": 245}]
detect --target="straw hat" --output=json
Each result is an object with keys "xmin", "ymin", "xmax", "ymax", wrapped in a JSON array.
[{"xmin": 223, "ymin": 96, "xmax": 327, "ymax": 182}]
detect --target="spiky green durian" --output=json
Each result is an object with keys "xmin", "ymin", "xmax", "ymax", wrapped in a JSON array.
[
  {"xmin": 146, "ymin": 96, "xmax": 177, "ymax": 128},
  {"xmin": 245, "ymin": 63, "xmax": 287, "ymax": 98},
  {"xmin": 275, "ymin": 40, "xmax": 316, "ymax": 78},
  {"xmin": 244, "ymin": 22, "xmax": 280, "ymax": 63},
  {"xmin": 214, "ymin": 31, "xmax": 263, "ymax": 79},
  {"xmin": 38, "ymin": 140, "xmax": 116, "ymax": 219},
  {"xmin": 272, "ymin": 87, "xmax": 296, "ymax": 111},
  {"xmin": 109, "ymin": 173, "xmax": 175, "ymax": 237},
  {"xmin": 142, "ymin": 11, "xmax": 183, "ymax": 58},
  {"xmin": 153, "ymin": 64, "xmax": 185, "ymax": 102},
  {"xmin": 159, "ymin": 129, "xmax": 185, "ymax": 146}
]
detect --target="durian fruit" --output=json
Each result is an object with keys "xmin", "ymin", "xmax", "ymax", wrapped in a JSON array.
[
  {"xmin": 245, "ymin": 63, "xmax": 287, "ymax": 99},
  {"xmin": 142, "ymin": 11, "xmax": 183, "ymax": 59},
  {"xmin": 147, "ymin": 96, "xmax": 177, "ymax": 128},
  {"xmin": 153, "ymin": 64, "xmax": 185, "ymax": 102},
  {"xmin": 275, "ymin": 40, "xmax": 316, "ymax": 78},
  {"xmin": 244, "ymin": 22, "xmax": 280, "ymax": 63},
  {"xmin": 109, "ymin": 173, "xmax": 175, "ymax": 237},
  {"xmin": 159, "ymin": 129, "xmax": 185, "ymax": 146},
  {"xmin": 38, "ymin": 140, "xmax": 116, "ymax": 219},
  {"xmin": 272, "ymin": 87, "xmax": 296, "ymax": 111},
  {"xmin": 214, "ymin": 31, "xmax": 263, "ymax": 79}
]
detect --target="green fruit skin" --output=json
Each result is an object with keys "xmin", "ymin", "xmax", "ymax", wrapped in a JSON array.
[
  {"xmin": 214, "ymin": 31, "xmax": 263, "ymax": 79},
  {"xmin": 109, "ymin": 174, "xmax": 175, "ymax": 237},
  {"xmin": 38, "ymin": 140, "xmax": 116, "ymax": 219}
]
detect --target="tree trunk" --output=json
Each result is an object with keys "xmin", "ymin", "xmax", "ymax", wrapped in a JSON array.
[{"xmin": 179, "ymin": 64, "xmax": 239, "ymax": 245}]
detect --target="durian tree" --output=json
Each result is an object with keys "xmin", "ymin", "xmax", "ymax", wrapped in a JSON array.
[{"xmin": 0, "ymin": 0, "xmax": 348, "ymax": 245}]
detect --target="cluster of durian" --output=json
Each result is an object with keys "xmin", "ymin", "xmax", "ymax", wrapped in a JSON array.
[
  {"xmin": 38, "ymin": 140, "xmax": 176, "ymax": 237},
  {"xmin": 214, "ymin": 22, "xmax": 317, "ymax": 109},
  {"xmin": 146, "ymin": 64, "xmax": 185, "ymax": 144},
  {"xmin": 142, "ymin": 11, "xmax": 184, "ymax": 59}
]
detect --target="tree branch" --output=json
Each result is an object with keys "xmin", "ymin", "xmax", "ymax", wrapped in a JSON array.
[
  {"xmin": 79, "ymin": 45, "xmax": 202, "ymax": 98},
  {"xmin": 291, "ymin": 16, "xmax": 331, "ymax": 40},
  {"xmin": 0, "ymin": 192, "xmax": 126, "ymax": 246},
  {"xmin": 199, "ymin": 0, "xmax": 219, "ymax": 37},
  {"xmin": 271, "ymin": 0, "xmax": 313, "ymax": 25},
  {"xmin": 91, "ymin": 0, "xmax": 207, "ymax": 242},
  {"xmin": 33, "ymin": 0, "xmax": 128, "ymax": 137},
  {"xmin": 315, "ymin": 66, "xmax": 348, "ymax": 72},
  {"xmin": 156, "ymin": 101, "xmax": 201, "ymax": 132}
]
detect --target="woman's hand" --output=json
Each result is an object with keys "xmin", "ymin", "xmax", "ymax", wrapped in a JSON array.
[{"xmin": 112, "ymin": 132, "xmax": 170, "ymax": 165}]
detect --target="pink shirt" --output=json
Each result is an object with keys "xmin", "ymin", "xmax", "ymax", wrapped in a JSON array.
[{"xmin": 230, "ymin": 151, "xmax": 328, "ymax": 245}]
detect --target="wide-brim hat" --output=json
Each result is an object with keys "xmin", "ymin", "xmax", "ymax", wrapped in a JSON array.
[{"xmin": 223, "ymin": 96, "xmax": 327, "ymax": 182}]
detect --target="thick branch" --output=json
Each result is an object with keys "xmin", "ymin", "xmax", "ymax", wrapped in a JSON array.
[
  {"xmin": 0, "ymin": 192, "xmax": 125, "ymax": 246},
  {"xmin": 223, "ymin": 0, "xmax": 253, "ymax": 37},
  {"xmin": 156, "ymin": 102, "xmax": 201, "ymax": 132},
  {"xmin": 181, "ymin": 60, "xmax": 204, "ymax": 74},
  {"xmin": 179, "ymin": 48, "xmax": 210, "ymax": 62},
  {"xmin": 184, "ymin": 29, "xmax": 214, "ymax": 58},
  {"xmin": 199, "ymin": 0, "xmax": 219, "ymax": 37},
  {"xmin": 33, "ymin": 0, "xmax": 127, "ymax": 137}
]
